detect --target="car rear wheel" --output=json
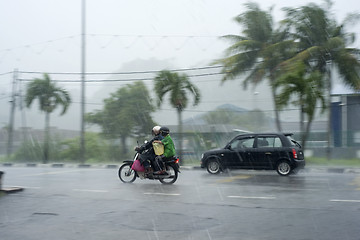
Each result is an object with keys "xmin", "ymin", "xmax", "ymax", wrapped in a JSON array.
[
  {"xmin": 276, "ymin": 160, "xmax": 292, "ymax": 176},
  {"xmin": 206, "ymin": 159, "xmax": 221, "ymax": 174}
]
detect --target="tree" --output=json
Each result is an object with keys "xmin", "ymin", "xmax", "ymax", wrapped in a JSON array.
[
  {"xmin": 275, "ymin": 61, "xmax": 326, "ymax": 149},
  {"xmin": 154, "ymin": 70, "xmax": 200, "ymax": 163},
  {"xmin": 282, "ymin": 0, "xmax": 360, "ymax": 157},
  {"xmin": 214, "ymin": 2, "xmax": 294, "ymax": 132},
  {"xmin": 25, "ymin": 73, "xmax": 71, "ymax": 163},
  {"xmin": 86, "ymin": 81, "xmax": 156, "ymax": 156}
]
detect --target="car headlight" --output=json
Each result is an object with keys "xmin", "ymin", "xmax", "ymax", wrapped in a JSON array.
[{"xmin": 201, "ymin": 153, "xmax": 204, "ymax": 159}]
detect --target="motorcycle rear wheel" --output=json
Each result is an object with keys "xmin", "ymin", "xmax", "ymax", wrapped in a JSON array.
[
  {"xmin": 158, "ymin": 164, "xmax": 178, "ymax": 184},
  {"xmin": 118, "ymin": 163, "xmax": 136, "ymax": 183}
]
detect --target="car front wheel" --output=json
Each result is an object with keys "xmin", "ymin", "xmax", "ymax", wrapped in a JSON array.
[
  {"xmin": 276, "ymin": 160, "xmax": 292, "ymax": 176},
  {"xmin": 206, "ymin": 159, "xmax": 221, "ymax": 174}
]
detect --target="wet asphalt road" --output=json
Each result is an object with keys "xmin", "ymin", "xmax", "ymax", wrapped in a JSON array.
[{"xmin": 1, "ymin": 166, "xmax": 360, "ymax": 240}]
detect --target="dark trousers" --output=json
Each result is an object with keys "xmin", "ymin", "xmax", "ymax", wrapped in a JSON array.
[{"xmin": 139, "ymin": 153, "xmax": 161, "ymax": 171}]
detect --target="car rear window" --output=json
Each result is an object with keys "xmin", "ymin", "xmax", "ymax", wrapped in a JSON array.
[{"xmin": 286, "ymin": 136, "xmax": 298, "ymax": 146}]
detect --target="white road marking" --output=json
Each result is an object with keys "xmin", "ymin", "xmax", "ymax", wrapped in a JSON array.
[
  {"xmin": 330, "ymin": 199, "xmax": 360, "ymax": 203},
  {"xmin": 73, "ymin": 189, "xmax": 109, "ymax": 193},
  {"xmin": 227, "ymin": 196, "xmax": 276, "ymax": 199},
  {"xmin": 216, "ymin": 175, "xmax": 251, "ymax": 183},
  {"xmin": 144, "ymin": 192, "xmax": 181, "ymax": 196}
]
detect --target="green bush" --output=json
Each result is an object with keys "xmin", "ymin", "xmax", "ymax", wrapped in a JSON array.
[
  {"xmin": 9, "ymin": 140, "xmax": 44, "ymax": 162},
  {"xmin": 59, "ymin": 132, "xmax": 128, "ymax": 162},
  {"xmin": 5, "ymin": 132, "xmax": 132, "ymax": 163}
]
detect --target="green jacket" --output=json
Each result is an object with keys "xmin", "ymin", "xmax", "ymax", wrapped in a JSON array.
[{"xmin": 161, "ymin": 134, "xmax": 176, "ymax": 158}]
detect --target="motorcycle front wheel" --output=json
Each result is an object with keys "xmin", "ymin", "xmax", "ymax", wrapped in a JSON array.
[
  {"xmin": 118, "ymin": 163, "xmax": 136, "ymax": 183},
  {"xmin": 158, "ymin": 164, "xmax": 178, "ymax": 184}
]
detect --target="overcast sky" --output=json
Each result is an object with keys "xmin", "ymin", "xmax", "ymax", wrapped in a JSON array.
[{"xmin": 0, "ymin": 0, "xmax": 359, "ymax": 130}]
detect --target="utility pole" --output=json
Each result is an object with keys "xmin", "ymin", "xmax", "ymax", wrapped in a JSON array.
[
  {"xmin": 19, "ymin": 77, "xmax": 28, "ymax": 143},
  {"xmin": 7, "ymin": 69, "xmax": 18, "ymax": 157},
  {"xmin": 326, "ymin": 60, "xmax": 333, "ymax": 160},
  {"xmin": 80, "ymin": 0, "xmax": 86, "ymax": 163}
]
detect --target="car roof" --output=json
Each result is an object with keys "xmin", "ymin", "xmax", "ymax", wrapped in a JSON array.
[{"xmin": 236, "ymin": 132, "xmax": 293, "ymax": 137}]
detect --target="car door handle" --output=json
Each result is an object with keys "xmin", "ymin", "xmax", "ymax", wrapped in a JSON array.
[{"xmin": 265, "ymin": 152, "xmax": 272, "ymax": 155}]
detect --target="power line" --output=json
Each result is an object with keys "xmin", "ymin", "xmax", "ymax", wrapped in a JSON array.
[
  {"xmin": 0, "ymin": 72, "xmax": 13, "ymax": 76},
  {"xmin": 17, "ymin": 72, "xmax": 225, "ymax": 83},
  {"xmin": 0, "ymin": 34, "xmax": 221, "ymax": 53},
  {"xmin": 15, "ymin": 67, "xmax": 226, "ymax": 83},
  {"xmin": 0, "ymin": 35, "xmax": 79, "ymax": 53},
  {"xmin": 62, "ymin": 99, "xmax": 360, "ymax": 113},
  {"xmin": 16, "ymin": 65, "xmax": 223, "ymax": 75}
]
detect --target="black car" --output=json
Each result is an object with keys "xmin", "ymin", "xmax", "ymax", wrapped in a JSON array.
[{"xmin": 200, "ymin": 133, "xmax": 305, "ymax": 176}]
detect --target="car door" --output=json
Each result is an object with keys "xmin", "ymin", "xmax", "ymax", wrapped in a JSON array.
[
  {"xmin": 222, "ymin": 136, "xmax": 255, "ymax": 168},
  {"xmin": 251, "ymin": 135, "xmax": 282, "ymax": 169}
]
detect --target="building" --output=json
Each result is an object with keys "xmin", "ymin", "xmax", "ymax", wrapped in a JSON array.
[{"xmin": 331, "ymin": 83, "xmax": 360, "ymax": 148}]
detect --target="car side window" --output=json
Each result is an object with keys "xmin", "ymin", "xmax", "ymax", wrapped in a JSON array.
[
  {"xmin": 273, "ymin": 137, "xmax": 283, "ymax": 147},
  {"xmin": 230, "ymin": 137, "xmax": 255, "ymax": 149},
  {"xmin": 257, "ymin": 136, "xmax": 283, "ymax": 148}
]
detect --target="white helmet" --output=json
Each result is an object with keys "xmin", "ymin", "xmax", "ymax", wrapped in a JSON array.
[{"xmin": 152, "ymin": 126, "xmax": 161, "ymax": 135}]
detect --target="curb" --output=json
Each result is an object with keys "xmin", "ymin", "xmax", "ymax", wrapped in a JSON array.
[
  {"xmin": 1, "ymin": 162, "xmax": 121, "ymax": 169},
  {"xmin": 0, "ymin": 187, "xmax": 24, "ymax": 194},
  {"xmin": 0, "ymin": 170, "xmax": 24, "ymax": 194}
]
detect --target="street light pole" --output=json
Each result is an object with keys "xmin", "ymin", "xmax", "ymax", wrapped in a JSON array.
[
  {"xmin": 7, "ymin": 69, "xmax": 18, "ymax": 157},
  {"xmin": 80, "ymin": 0, "xmax": 86, "ymax": 163}
]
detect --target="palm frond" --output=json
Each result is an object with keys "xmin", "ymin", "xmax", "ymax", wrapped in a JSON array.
[
  {"xmin": 224, "ymin": 40, "xmax": 262, "ymax": 56},
  {"xmin": 220, "ymin": 34, "xmax": 247, "ymax": 43},
  {"xmin": 335, "ymin": 49, "xmax": 360, "ymax": 90}
]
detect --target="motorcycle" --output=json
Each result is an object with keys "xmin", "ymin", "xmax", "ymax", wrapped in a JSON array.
[{"xmin": 118, "ymin": 148, "xmax": 181, "ymax": 184}]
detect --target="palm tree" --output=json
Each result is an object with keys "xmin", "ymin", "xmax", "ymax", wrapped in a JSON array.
[
  {"xmin": 154, "ymin": 70, "xmax": 200, "ymax": 163},
  {"xmin": 275, "ymin": 61, "xmax": 326, "ymax": 149},
  {"xmin": 282, "ymin": 1, "xmax": 360, "ymax": 157},
  {"xmin": 25, "ymin": 73, "xmax": 71, "ymax": 163},
  {"xmin": 214, "ymin": 2, "xmax": 294, "ymax": 131}
]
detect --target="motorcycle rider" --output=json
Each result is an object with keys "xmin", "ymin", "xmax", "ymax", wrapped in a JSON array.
[
  {"xmin": 153, "ymin": 126, "xmax": 176, "ymax": 175},
  {"xmin": 134, "ymin": 126, "xmax": 163, "ymax": 173}
]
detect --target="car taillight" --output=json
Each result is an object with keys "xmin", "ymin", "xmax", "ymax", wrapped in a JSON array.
[
  {"xmin": 175, "ymin": 158, "xmax": 179, "ymax": 164},
  {"xmin": 292, "ymin": 148, "xmax": 298, "ymax": 159}
]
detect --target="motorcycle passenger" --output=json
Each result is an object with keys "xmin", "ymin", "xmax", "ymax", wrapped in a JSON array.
[
  {"xmin": 153, "ymin": 126, "xmax": 176, "ymax": 175},
  {"xmin": 134, "ymin": 126, "xmax": 163, "ymax": 173}
]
